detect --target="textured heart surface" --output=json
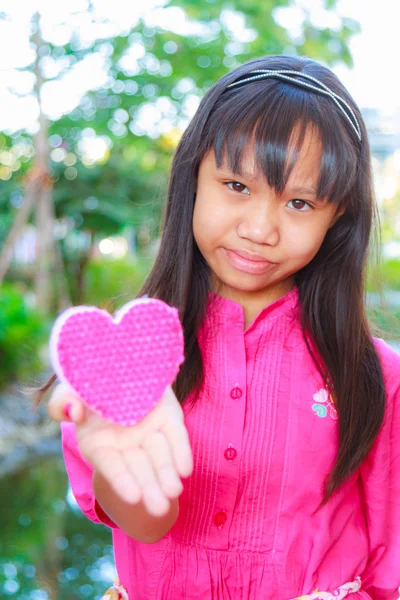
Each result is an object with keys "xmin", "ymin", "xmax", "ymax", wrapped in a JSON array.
[{"xmin": 50, "ymin": 298, "xmax": 184, "ymax": 426}]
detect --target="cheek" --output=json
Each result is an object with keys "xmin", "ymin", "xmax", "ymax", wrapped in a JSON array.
[
  {"xmin": 193, "ymin": 196, "xmax": 232, "ymax": 251},
  {"xmin": 193, "ymin": 202, "xmax": 218, "ymax": 258},
  {"xmin": 285, "ymin": 219, "xmax": 331, "ymax": 262},
  {"xmin": 192, "ymin": 201, "xmax": 209, "ymax": 251}
]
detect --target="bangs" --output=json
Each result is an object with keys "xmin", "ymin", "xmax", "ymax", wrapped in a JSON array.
[{"xmin": 201, "ymin": 80, "xmax": 359, "ymax": 206}]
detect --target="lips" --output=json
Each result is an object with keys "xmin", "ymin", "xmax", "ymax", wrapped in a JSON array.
[
  {"xmin": 230, "ymin": 248, "xmax": 273, "ymax": 263},
  {"xmin": 223, "ymin": 248, "xmax": 276, "ymax": 275}
]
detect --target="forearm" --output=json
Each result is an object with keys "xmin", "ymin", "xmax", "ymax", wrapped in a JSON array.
[{"xmin": 93, "ymin": 470, "xmax": 179, "ymax": 543}]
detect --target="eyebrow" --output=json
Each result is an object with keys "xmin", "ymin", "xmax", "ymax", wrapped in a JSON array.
[
  {"xmin": 290, "ymin": 185, "xmax": 318, "ymax": 196},
  {"xmin": 218, "ymin": 166, "xmax": 319, "ymax": 197},
  {"xmin": 218, "ymin": 165, "xmax": 256, "ymax": 180}
]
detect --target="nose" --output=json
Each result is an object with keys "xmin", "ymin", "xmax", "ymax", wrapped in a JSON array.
[{"xmin": 237, "ymin": 198, "xmax": 280, "ymax": 247}]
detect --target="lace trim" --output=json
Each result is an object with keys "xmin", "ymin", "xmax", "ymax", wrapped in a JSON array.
[
  {"xmin": 100, "ymin": 575, "xmax": 362, "ymax": 600},
  {"xmin": 291, "ymin": 576, "xmax": 362, "ymax": 600},
  {"xmin": 100, "ymin": 578, "xmax": 129, "ymax": 600}
]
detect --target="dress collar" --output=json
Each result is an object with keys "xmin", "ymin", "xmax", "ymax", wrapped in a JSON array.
[{"xmin": 207, "ymin": 286, "xmax": 299, "ymax": 333}]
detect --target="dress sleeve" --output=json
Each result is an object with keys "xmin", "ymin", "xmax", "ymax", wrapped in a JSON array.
[
  {"xmin": 61, "ymin": 422, "xmax": 118, "ymax": 529},
  {"xmin": 359, "ymin": 340, "xmax": 400, "ymax": 599}
]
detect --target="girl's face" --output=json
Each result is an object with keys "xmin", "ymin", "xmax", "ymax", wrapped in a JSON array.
[{"xmin": 193, "ymin": 127, "xmax": 343, "ymax": 307}]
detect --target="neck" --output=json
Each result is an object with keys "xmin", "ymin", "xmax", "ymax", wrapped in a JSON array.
[{"xmin": 211, "ymin": 277, "xmax": 295, "ymax": 329}]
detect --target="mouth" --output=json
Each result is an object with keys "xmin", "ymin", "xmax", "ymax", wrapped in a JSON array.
[{"xmin": 223, "ymin": 248, "xmax": 277, "ymax": 275}]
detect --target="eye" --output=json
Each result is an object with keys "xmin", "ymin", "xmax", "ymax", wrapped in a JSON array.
[
  {"xmin": 287, "ymin": 199, "xmax": 312, "ymax": 211},
  {"xmin": 226, "ymin": 181, "xmax": 250, "ymax": 195}
]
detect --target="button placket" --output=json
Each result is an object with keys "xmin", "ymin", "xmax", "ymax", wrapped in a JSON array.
[{"xmin": 209, "ymin": 319, "xmax": 246, "ymax": 548}]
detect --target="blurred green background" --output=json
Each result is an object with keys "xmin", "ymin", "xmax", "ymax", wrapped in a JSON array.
[{"xmin": 1, "ymin": 1, "xmax": 400, "ymax": 599}]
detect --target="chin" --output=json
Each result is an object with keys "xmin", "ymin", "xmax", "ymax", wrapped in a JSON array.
[
  {"xmin": 217, "ymin": 268, "xmax": 294, "ymax": 295},
  {"xmin": 220, "ymin": 274, "xmax": 274, "ymax": 293}
]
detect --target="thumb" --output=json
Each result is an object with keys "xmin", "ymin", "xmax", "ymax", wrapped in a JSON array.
[{"xmin": 47, "ymin": 382, "xmax": 87, "ymax": 424}]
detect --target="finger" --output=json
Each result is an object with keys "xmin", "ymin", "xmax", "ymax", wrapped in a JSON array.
[
  {"xmin": 162, "ymin": 386, "xmax": 184, "ymax": 421},
  {"xmin": 122, "ymin": 447, "xmax": 170, "ymax": 517},
  {"xmin": 94, "ymin": 447, "xmax": 141, "ymax": 504},
  {"xmin": 161, "ymin": 417, "xmax": 193, "ymax": 479},
  {"xmin": 47, "ymin": 382, "xmax": 86, "ymax": 424},
  {"xmin": 141, "ymin": 431, "xmax": 183, "ymax": 499}
]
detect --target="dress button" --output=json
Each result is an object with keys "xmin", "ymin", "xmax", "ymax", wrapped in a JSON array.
[
  {"xmin": 230, "ymin": 385, "xmax": 242, "ymax": 400},
  {"xmin": 224, "ymin": 445, "xmax": 237, "ymax": 462},
  {"xmin": 214, "ymin": 511, "xmax": 227, "ymax": 529}
]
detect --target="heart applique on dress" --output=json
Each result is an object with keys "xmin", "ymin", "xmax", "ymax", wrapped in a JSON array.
[
  {"xmin": 50, "ymin": 297, "xmax": 184, "ymax": 426},
  {"xmin": 312, "ymin": 388, "xmax": 338, "ymax": 421}
]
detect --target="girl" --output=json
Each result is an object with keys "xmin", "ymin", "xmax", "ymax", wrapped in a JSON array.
[{"xmin": 40, "ymin": 55, "xmax": 400, "ymax": 599}]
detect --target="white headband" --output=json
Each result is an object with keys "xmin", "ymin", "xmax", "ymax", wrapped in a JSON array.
[{"xmin": 227, "ymin": 69, "xmax": 362, "ymax": 142}]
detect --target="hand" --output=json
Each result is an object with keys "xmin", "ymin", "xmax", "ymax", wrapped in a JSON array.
[{"xmin": 48, "ymin": 382, "xmax": 193, "ymax": 517}]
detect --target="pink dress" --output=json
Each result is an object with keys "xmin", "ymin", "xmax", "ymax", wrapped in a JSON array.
[{"xmin": 61, "ymin": 289, "xmax": 400, "ymax": 599}]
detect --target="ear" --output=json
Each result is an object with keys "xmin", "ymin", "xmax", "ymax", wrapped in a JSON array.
[{"xmin": 329, "ymin": 205, "xmax": 346, "ymax": 229}]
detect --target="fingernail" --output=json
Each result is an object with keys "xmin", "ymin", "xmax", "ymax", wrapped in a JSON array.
[{"xmin": 64, "ymin": 403, "xmax": 73, "ymax": 420}]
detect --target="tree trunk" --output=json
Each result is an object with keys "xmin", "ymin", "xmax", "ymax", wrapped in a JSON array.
[
  {"xmin": 76, "ymin": 231, "xmax": 94, "ymax": 304},
  {"xmin": 33, "ymin": 460, "xmax": 67, "ymax": 600},
  {"xmin": 0, "ymin": 15, "xmax": 66, "ymax": 313},
  {"xmin": 35, "ymin": 181, "xmax": 56, "ymax": 313},
  {"xmin": 0, "ymin": 177, "xmax": 38, "ymax": 284},
  {"xmin": 54, "ymin": 239, "xmax": 73, "ymax": 311},
  {"xmin": 32, "ymin": 17, "xmax": 56, "ymax": 314}
]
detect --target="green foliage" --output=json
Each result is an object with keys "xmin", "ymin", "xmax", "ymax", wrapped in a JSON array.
[
  {"xmin": 52, "ymin": 144, "xmax": 168, "ymax": 238},
  {"xmin": 0, "ymin": 0, "xmax": 358, "ymax": 246},
  {"xmin": 0, "ymin": 457, "xmax": 114, "ymax": 598},
  {"xmin": 82, "ymin": 256, "xmax": 153, "ymax": 311},
  {"xmin": 368, "ymin": 304, "xmax": 400, "ymax": 341},
  {"xmin": 0, "ymin": 284, "xmax": 48, "ymax": 390},
  {"xmin": 0, "ymin": 2, "xmax": 365, "ymax": 319},
  {"xmin": 366, "ymin": 259, "xmax": 400, "ymax": 340},
  {"xmin": 368, "ymin": 259, "xmax": 400, "ymax": 292}
]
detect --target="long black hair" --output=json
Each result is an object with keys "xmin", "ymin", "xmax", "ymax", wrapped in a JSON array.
[{"xmin": 140, "ymin": 55, "xmax": 385, "ymax": 502}]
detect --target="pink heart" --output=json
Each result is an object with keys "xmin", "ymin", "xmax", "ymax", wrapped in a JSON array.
[{"xmin": 50, "ymin": 298, "xmax": 184, "ymax": 426}]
